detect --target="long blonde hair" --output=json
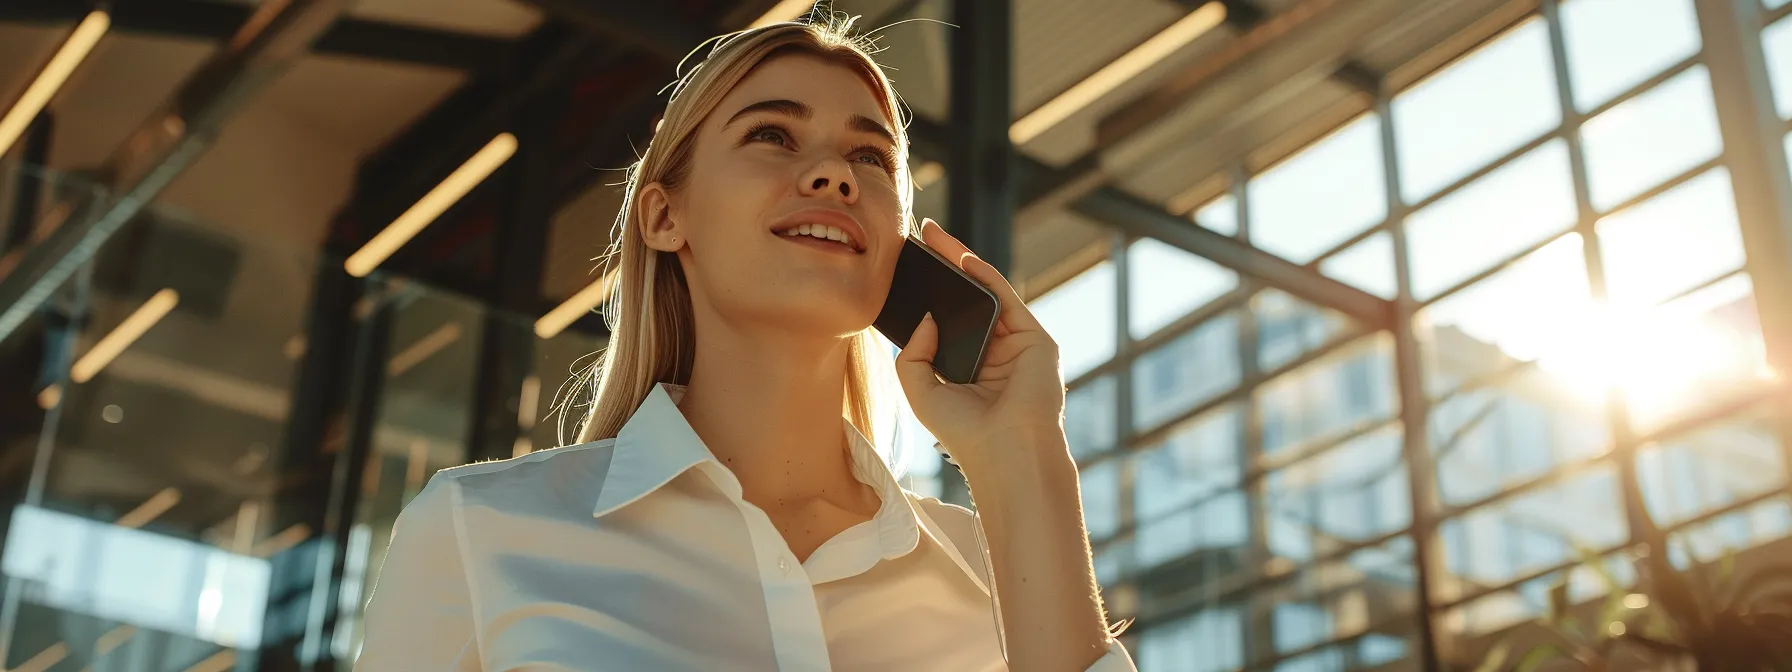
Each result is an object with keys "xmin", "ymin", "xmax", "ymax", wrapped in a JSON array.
[{"xmin": 564, "ymin": 17, "xmax": 914, "ymax": 449}]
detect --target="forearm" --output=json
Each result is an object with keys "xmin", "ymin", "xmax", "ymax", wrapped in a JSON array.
[{"xmin": 959, "ymin": 427, "xmax": 1112, "ymax": 672}]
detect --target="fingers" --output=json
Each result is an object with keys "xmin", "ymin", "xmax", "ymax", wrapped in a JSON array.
[
  {"xmin": 920, "ymin": 219, "xmax": 1046, "ymax": 334},
  {"xmin": 894, "ymin": 312, "xmax": 944, "ymax": 395}
]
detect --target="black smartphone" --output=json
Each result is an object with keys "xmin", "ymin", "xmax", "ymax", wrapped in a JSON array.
[{"xmin": 873, "ymin": 236, "xmax": 1001, "ymax": 384}]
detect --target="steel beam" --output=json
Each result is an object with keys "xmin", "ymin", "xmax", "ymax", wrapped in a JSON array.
[
  {"xmin": 0, "ymin": 0, "xmax": 506, "ymax": 71},
  {"xmin": 515, "ymin": 0, "xmax": 712, "ymax": 62},
  {"xmin": 1693, "ymin": 0, "xmax": 1792, "ymax": 485},
  {"xmin": 947, "ymin": 0, "xmax": 1015, "ymax": 274},
  {"xmin": 0, "ymin": 0, "xmax": 349, "ymax": 344}
]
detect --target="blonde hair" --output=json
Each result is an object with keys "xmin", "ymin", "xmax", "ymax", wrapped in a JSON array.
[{"xmin": 563, "ymin": 17, "xmax": 914, "ymax": 449}]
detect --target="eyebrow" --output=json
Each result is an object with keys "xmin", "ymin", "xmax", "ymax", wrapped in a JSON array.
[{"xmin": 726, "ymin": 98, "xmax": 897, "ymax": 147}]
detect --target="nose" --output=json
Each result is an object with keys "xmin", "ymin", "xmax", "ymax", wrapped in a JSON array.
[{"xmin": 797, "ymin": 157, "xmax": 858, "ymax": 204}]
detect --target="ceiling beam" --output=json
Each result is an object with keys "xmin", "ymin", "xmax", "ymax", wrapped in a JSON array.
[
  {"xmin": 0, "ymin": 0, "xmax": 508, "ymax": 71},
  {"xmin": 908, "ymin": 116, "xmax": 1393, "ymax": 328},
  {"xmin": 0, "ymin": 0, "xmax": 354, "ymax": 343}
]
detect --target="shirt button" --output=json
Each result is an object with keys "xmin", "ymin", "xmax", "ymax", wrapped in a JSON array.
[{"xmin": 778, "ymin": 557, "xmax": 791, "ymax": 575}]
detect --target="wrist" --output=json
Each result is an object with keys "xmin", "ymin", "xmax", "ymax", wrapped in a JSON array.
[{"xmin": 951, "ymin": 426, "xmax": 1077, "ymax": 504}]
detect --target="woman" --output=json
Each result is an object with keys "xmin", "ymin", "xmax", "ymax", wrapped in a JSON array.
[{"xmin": 360, "ymin": 17, "xmax": 1136, "ymax": 672}]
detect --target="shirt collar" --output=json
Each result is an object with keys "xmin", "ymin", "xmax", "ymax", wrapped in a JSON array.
[{"xmin": 591, "ymin": 383, "xmax": 921, "ymax": 564}]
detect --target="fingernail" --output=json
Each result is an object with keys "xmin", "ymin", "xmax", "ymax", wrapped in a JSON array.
[{"xmin": 922, "ymin": 311, "xmax": 934, "ymax": 324}]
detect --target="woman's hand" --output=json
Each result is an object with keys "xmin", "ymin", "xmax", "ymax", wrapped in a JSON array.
[{"xmin": 893, "ymin": 218, "xmax": 1068, "ymax": 476}]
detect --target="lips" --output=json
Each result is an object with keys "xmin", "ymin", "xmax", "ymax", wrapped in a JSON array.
[{"xmin": 769, "ymin": 208, "xmax": 866, "ymax": 253}]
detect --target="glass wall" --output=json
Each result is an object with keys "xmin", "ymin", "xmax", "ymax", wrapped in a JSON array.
[{"xmin": 1032, "ymin": 0, "xmax": 1792, "ymax": 668}]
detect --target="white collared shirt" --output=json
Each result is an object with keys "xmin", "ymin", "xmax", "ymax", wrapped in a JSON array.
[{"xmin": 359, "ymin": 383, "xmax": 1137, "ymax": 671}]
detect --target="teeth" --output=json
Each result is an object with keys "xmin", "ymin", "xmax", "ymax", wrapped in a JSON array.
[{"xmin": 779, "ymin": 224, "xmax": 853, "ymax": 248}]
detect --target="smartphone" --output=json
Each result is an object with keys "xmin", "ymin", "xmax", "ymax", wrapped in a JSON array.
[{"xmin": 873, "ymin": 236, "xmax": 1001, "ymax": 384}]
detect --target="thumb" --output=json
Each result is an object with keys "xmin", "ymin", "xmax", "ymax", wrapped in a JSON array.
[{"xmin": 894, "ymin": 313, "xmax": 943, "ymax": 395}]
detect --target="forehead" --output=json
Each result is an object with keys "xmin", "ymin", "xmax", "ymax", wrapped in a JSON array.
[{"xmin": 718, "ymin": 52, "xmax": 891, "ymax": 123}]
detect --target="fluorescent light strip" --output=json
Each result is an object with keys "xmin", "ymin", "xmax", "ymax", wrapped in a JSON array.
[
  {"xmin": 115, "ymin": 487, "xmax": 181, "ymax": 529},
  {"xmin": 345, "ymin": 133, "xmax": 517, "ymax": 277},
  {"xmin": 12, "ymin": 642, "xmax": 68, "ymax": 672},
  {"xmin": 750, "ymin": 0, "xmax": 814, "ymax": 28},
  {"xmin": 386, "ymin": 322, "xmax": 461, "ymax": 376},
  {"xmin": 517, "ymin": 375, "xmax": 540, "ymax": 430},
  {"xmin": 95, "ymin": 625, "xmax": 136, "ymax": 655},
  {"xmin": 252, "ymin": 524, "xmax": 310, "ymax": 558},
  {"xmin": 183, "ymin": 649, "xmax": 237, "ymax": 672},
  {"xmin": 0, "ymin": 11, "xmax": 109, "ymax": 158},
  {"xmin": 1008, "ymin": 1, "xmax": 1227, "ymax": 145},
  {"xmin": 71, "ymin": 288, "xmax": 179, "ymax": 384},
  {"xmin": 536, "ymin": 270, "xmax": 617, "ymax": 339}
]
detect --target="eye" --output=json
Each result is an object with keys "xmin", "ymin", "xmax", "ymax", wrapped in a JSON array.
[
  {"xmin": 744, "ymin": 123, "xmax": 791, "ymax": 147},
  {"xmin": 850, "ymin": 146, "xmax": 897, "ymax": 173}
]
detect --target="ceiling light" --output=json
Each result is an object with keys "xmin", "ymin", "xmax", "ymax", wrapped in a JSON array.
[
  {"xmin": 1008, "ymin": 2, "xmax": 1226, "ymax": 145},
  {"xmin": 0, "ymin": 11, "xmax": 109, "ymax": 158},
  {"xmin": 345, "ymin": 133, "xmax": 517, "ymax": 277},
  {"xmin": 115, "ymin": 487, "xmax": 181, "ymax": 529},
  {"xmin": 536, "ymin": 270, "xmax": 618, "ymax": 339},
  {"xmin": 71, "ymin": 288, "xmax": 178, "ymax": 384},
  {"xmin": 750, "ymin": 0, "xmax": 814, "ymax": 28}
]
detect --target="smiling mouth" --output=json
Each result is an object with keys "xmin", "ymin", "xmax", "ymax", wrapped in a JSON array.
[{"xmin": 776, "ymin": 223, "xmax": 862, "ymax": 254}]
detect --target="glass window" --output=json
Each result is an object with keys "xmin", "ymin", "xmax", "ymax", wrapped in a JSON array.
[
  {"xmin": 1128, "ymin": 238, "xmax": 1237, "ymax": 339},
  {"xmin": 1560, "ymin": 0, "xmax": 1702, "ymax": 111},
  {"xmin": 1249, "ymin": 114, "xmax": 1388, "ymax": 262},
  {"xmin": 1764, "ymin": 16, "xmax": 1792, "ymax": 118},
  {"xmin": 1615, "ymin": 275, "xmax": 1773, "ymax": 432},
  {"xmin": 1135, "ymin": 407, "xmax": 1242, "ymax": 523},
  {"xmin": 1394, "ymin": 18, "xmax": 1560, "ymax": 203},
  {"xmin": 1438, "ymin": 463, "xmax": 1627, "ymax": 589},
  {"xmin": 1067, "ymin": 375, "xmax": 1118, "ymax": 459},
  {"xmin": 1773, "ymin": 0, "xmax": 1792, "ymax": 10},
  {"xmin": 1081, "ymin": 459, "xmax": 1121, "ymax": 540},
  {"xmin": 1196, "ymin": 193, "xmax": 1240, "ymax": 237},
  {"xmin": 1638, "ymin": 402, "xmax": 1786, "ymax": 527},
  {"xmin": 1265, "ymin": 427, "xmax": 1409, "ymax": 562},
  {"xmin": 1319, "ymin": 232, "xmax": 1397, "ymax": 300},
  {"xmin": 1430, "ymin": 367, "xmax": 1610, "ymax": 506},
  {"xmin": 1251, "ymin": 536, "xmax": 1419, "ymax": 664},
  {"xmin": 1406, "ymin": 140, "xmax": 1577, "ymax": 301},
  {"xmin": 1436, "ymin": 551, "xmax": 1636, "ymax": 655},
  {"xmin": 1276, "ymin": 649, "xmax": 1346, "ymax": 672},
  {"xmin": 1597, "ymin": 168, "xmax": 1745, "ymax": 309},
  {"xmin": 1138, "ymin": 607, "xmax": 1244, "ymax": 672},
  {"xmin": 1665, "ymin": 495, "xmax": 1792, "ymax": 568},
  {"xmin": 1031, "ymin": 261, "xmax": 1116, "ymax": 380},
  {"xmin": 1255, "ymin": 289, "xmax": 1354, "ymax": 372},
  {"xmin": 1260, "ymin": 335, "xmax": 1397, "ymax": 458},
  {"xmin": 1132, "ymin": 314, "xmax": 1240, "ymax": 431},
  {"xmin": 1135, "ymin": 489, "xmax": 1249, "ymax": 570},
  {"xmin": 1417, "ymin": 234, "xmax": 1592, "ymax": 397},
  {"xmin": 1581, "ymin": 66, "xmax": 1722, "ymax": 212}
]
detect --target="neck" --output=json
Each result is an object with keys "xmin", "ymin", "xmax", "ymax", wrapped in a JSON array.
[{"xmin": 676, "ymin": 308, "xmax": 861, "ymax": 505}]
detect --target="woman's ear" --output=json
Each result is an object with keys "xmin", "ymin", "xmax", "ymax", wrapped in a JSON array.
[{"xmin": 637, "ymin": 182, "xmax": 684, "ymax": 252}]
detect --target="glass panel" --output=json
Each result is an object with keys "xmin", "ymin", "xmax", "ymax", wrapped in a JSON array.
[
  {"xmin": 1637, "ymin": 402, "xmax": 1786, "ymax": 527},
  {"xmin": 1406, "ymin": 139, "xmax": 1577, "ymax": 301},
  {"xmin": 1394, "ymin": 17, "xmax": 1560, "ymax": 203},
  {"xmin": 1597, "ymin": 168, "xmax": 1745, "ymax": 309},
  {"xmin": 1764, "ymin": 15, "xmax": 1792, "ymax": 118},
  {"xmin": 1436, "ymin": 552, "xmax": 1636, "ymax": 663},
  {"xmin": 1134, "ymin": 407, "xmax": 1243, "ymax": 542},
  {"xmin": 1265, "ymin": 427, "xmax": 1409, "ymax": 562},
  {"xmin": 1438, "ymin": 463, "xmax": 1628, "ymax": 590},
  {"xmin": 1560, "ymin": 0, "xmax": 1702, "ymax": 111},
  {"xmin": 1031, "ymin": 261, "xmax": 1117, "ymax": 380},
  {"xmin": 1253, "ymin": 537, "xmax": 1419, "ymax": 665},
  {"xmin": 1135, "ymin": 489, "xmax": 1250, "ymax": 571},
  {"xmin": 1615, "ymin": 275, "xmax": 1773, "ymax": 432},
  {"xmin": 1067, "ymin": 375, "xmax": 1118, "ymax": 460},
  {"xmin": 531, "ymin": 324, "xmax": 604, "ymax": 451},
  {"xmin": 1132, "ymin": 313, "xmax": 1240, "ymax": 432},
  {"xmin": 1773, "ymin": 0, "xmax": 1792, "ymax": 10},
  {"xmin": 1581, "ymin": 65, "xmax": 1722, "ymax": 212},
  {"xmin": 1138, "ymin": 607, "xmax": 1245, "ymax": 672},
  {"xmin": 1320, "ymin": 231, "xmax": 1397, "ymax": 300},
  {"xmin": 1128, "ymin": 237, "xmax": 1237, "ymax": 339},
  {"xmin": 1430, "ymin": 367, "xmax": 1610, "ymax": 506},
  {"xmin": 1081, "ymin": 459, "xmax": 1122, "ymax": 541},
  {"xmin": 1249, "ymin": 114, "xmax": 1388, "ymax": 262},
  {"xmin": 1417, "ymin": 234, "xmax": 1593, "ymax": 397},
  {"xmin": 1256, "ymin": 289, "xmax": 1354, "ymax": 372},
  {"xmin": 1196, "ymin": 193, "xmax": 1240, "ymax": 237},
  {"xmin": 1665, "ymin": 495, "xmax": 1792, "ymax": 568},
  {"xmin": 1259, "ymin": 335, "xmax": 1397, "ymax": 458}
]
